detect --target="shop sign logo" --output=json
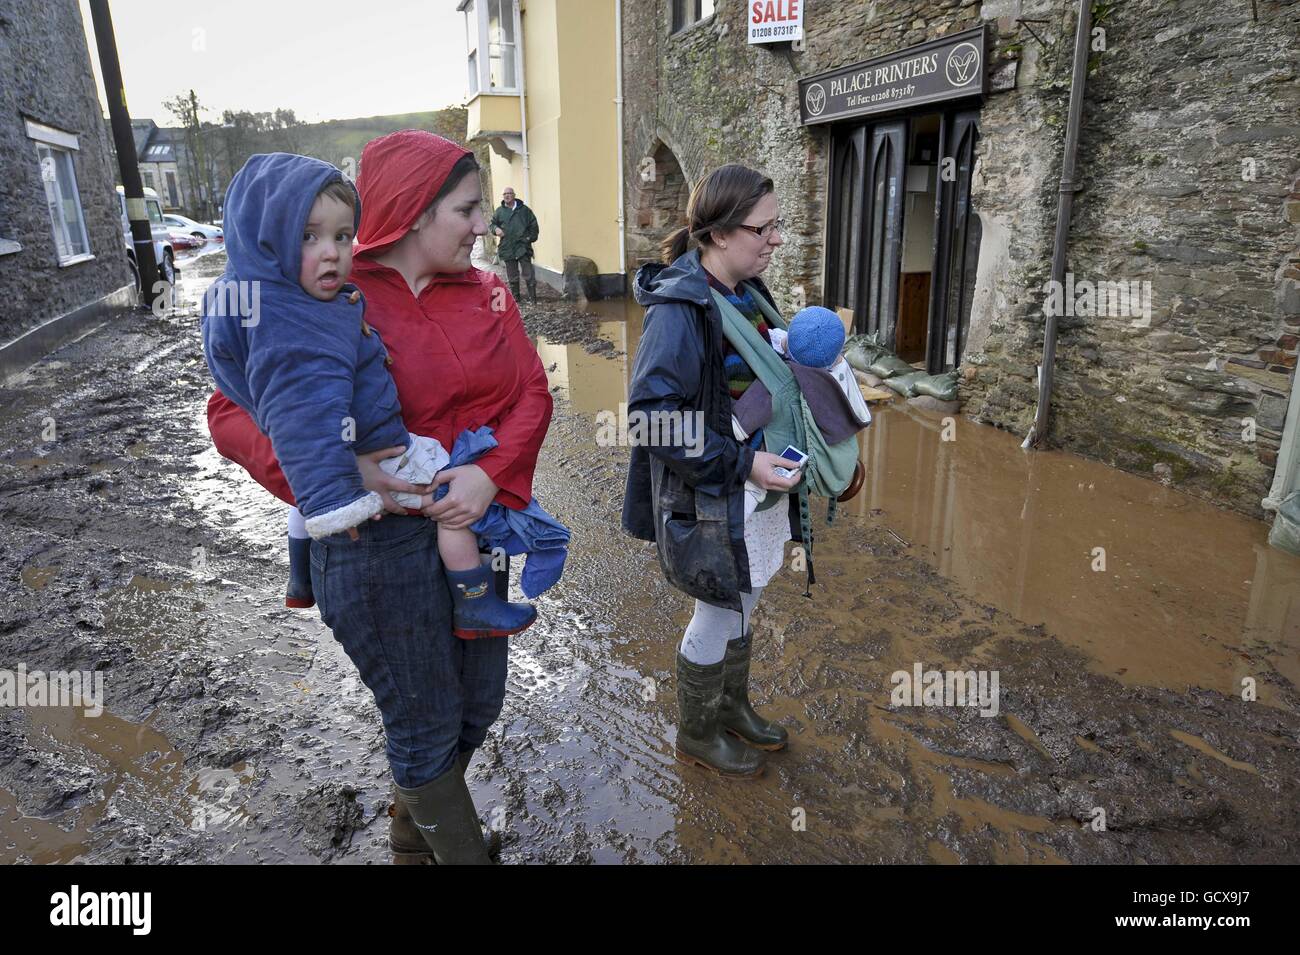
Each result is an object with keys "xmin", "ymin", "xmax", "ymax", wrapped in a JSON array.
[
  {"xmin": 945, "ymin": 42, "xmax": 981, "ymax": 86},
  {"xmin": 805, "ymin": 82, "xmax": 827, "ymax": 117}
]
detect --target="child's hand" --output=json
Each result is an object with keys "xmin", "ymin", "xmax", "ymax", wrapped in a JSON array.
[{"xmin": 358, "ymin": 445, "xmax": 429, "ymax": 514}]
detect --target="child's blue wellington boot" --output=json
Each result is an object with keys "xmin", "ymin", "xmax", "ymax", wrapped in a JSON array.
[
  {"xmin": 445, "ymin": 564, "xmax": 536, "ymax": 639},
  {"xmin": 285, "ymin": 535, "xmax": 315, "ymax": 609}
]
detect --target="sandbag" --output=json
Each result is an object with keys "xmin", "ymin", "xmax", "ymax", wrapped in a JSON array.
[
  {"xmin": 908, "ymin": 395, "xmax": 960, "ymax": 414},
  {"xmin": 911, "ymin": 370, "xmax": 960, "ymax": 402},
  {"xmin": 859, "ymin": 384, "xmax": 896, "ymax": 402},
  {"xmin": 843, "ymin": 333, "xmax": 886, "ymax": 373},
  {"xmin": 867, "ymin": 354, "xmax": 916, "ymax": 379},
  {"xmin": 883, "ymin": 370, "xmax": 926, "ymax": 397}
]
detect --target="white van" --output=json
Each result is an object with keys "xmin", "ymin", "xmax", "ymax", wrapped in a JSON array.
[{"xmin": 117, "ymin": 186, "xmax": 176, "ymax": 293}]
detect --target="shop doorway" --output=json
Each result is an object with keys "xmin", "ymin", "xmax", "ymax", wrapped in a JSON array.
[{"xmin": 825, "ymin": 108, "xmax": 982, "ymax": 373}]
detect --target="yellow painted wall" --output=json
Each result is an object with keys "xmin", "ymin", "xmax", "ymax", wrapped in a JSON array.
[
  {"xmin": 518, "ymin": 0, "xmax": 562, "ymax": 275},
  {"xmin": 553, "ymin": 0, "xmax": 619, "ymax": 276},
  {"xmin": 474, "ymin": 2, "xmax": 620, "ymax": 278},
  {"xmin": 467, "ymin": 93, "xmax": 522, "ymax": 138}
]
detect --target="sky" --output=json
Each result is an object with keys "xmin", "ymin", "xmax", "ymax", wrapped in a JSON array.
[{"xmin": 79, "ymin": 0, "xmax": 469, "ymax": 126}]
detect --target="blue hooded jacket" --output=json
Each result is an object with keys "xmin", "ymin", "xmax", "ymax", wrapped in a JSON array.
[{"xmin": 201, "ymin": 153, "xmax": 409, "ymax": 537}]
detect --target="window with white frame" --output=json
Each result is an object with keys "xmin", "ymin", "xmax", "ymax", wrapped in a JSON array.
[
  {"xmin": 26, "ymin": 120, "xmax": 91, "ymax": 266},
  {"xmin": 464, "ymin": 0, "xmax": 479, "ymax": 95},
  {"xmin": 673, "ymin": 0, "xmax": 716, "ymax": 34},
  {"xmin": 461, "ymin": 0, "xmax": 518, "ymax": 95}
]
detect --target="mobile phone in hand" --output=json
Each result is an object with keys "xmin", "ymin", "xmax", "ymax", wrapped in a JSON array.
[{"xmin": 773, "ymin": 445, "xmax": 808, "ymax": 479}]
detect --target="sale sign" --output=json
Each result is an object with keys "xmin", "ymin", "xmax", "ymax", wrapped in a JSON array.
[{"xmin": 748, "ymin": 0, "xmax": 803, "ymax": 45}]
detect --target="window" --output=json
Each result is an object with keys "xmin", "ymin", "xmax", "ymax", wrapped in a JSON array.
[
  {"xmin": 464, "ymin": 1, "xmax": 479, "ymax": 95},
  {"xmin": 673, "ymin": 0, "xmax": 715, "ymax": 33},
  {"xmin": 462, "ymin": 0, "xmax": 518, "ymax": 94},
  {"xmin": 38, "ymin": 144, "xmax": 91, "ymax": 263},
  {"xmin": 28, "ymin": 122, "xmax": 91, "ymax": 266},
  {"xmin": 165, "ymin": 171, "xmax": 180, "ymax": 208},
  {"xmin": 486, "ymin": 0, "xmax": 517, "ymax": 90},
  {"xmin": 142, "ymin": 170, "xmax": 157, "ymax": 193},
  {"xmin": 0, "ymin": 194, "xmax": 19, "ymax": 257}
]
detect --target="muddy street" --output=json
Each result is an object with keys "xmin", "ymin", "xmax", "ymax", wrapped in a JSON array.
[{"xmin": 1, "ymin": 251, "xmax": 1298, "ymax": 864}]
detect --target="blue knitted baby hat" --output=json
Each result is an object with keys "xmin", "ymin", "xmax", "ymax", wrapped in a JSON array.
[{"xmin": 787, "ymin": 306, "xmax": 845, "ymax": 369}]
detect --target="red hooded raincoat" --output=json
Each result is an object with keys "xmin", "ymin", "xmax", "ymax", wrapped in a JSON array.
[{"xmin": 206, "ymin": 130, "xmax": 551, "ymax": 511}]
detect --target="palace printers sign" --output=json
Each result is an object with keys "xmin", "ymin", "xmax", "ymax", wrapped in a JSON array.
[{"xmin": 799, "ymin": 25, "xmax": 988, "ymax": 125}]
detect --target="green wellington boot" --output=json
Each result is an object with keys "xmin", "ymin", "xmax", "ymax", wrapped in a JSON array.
[
  {"xmin": 674, "ymin": 652, "xmax": 765, "ymax": 777},
  {"xmin": 389, "ymin": 749, "xmax": 477, "ymax": 864},
  {"xmin": 394, "ymin": 762, "xmax": 492, "ymax": 865},
  {"xmin": 719, "ymin": 630, "xmax": 789, "ymax": 751}
]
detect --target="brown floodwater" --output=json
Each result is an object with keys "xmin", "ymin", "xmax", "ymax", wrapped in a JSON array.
[
  {"xmin": 545, "ymin": 300, "xmax": 1300, "ymax": 710},
  {"xmin": 5, "ymin": 263, "xmax": 1293, "ymax": 864}
]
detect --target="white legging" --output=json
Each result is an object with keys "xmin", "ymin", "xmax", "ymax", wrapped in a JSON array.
[{"xmin": 679, "ymin": 587, "xmax": 763, "ymax": 666}]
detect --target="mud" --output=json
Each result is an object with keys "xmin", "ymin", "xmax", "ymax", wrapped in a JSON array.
[{"xmin": 1, "ymin": 251, "xmax": 1297, "ymax": 864}]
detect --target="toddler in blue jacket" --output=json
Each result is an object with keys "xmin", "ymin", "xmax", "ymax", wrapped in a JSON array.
[{"xmin": 201, "ymin": 153, "xmax": 557, "ymax": 638}]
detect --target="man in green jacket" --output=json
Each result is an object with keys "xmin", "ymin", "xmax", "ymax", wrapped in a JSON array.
[{"xmin": 489, "ymin": 187, "xmax": 540, "ymax": 304}]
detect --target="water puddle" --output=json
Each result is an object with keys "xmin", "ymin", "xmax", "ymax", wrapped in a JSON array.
[
  {"xmin": 103, "ymin": 575, "xmax": 206, "ymax": 659},
  {"xmin": 20, "ymin": 565, "xmax": 58, "ymax": 590},
  {"xmin": 1169, "ymin": 729, "xmax": 1259, "ymax": 775},
  {"xmin": 844, "ymin": 406, "xmax": 1300, "ymax": 707},
  {"xmin": 540, "ymin": 306, "xmax": 1300, "ymax": 708},
  {"xmin": 537, "ymin": 300, "xmax": 644, "ymax": 415},
  {"xmin": 1, "ymin": 706, "xmax": 187, "ymax": 864}
]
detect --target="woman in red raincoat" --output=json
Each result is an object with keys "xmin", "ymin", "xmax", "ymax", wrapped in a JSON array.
[{"xmin": 206, "ymin": 130, "xmax": 552, "ymax": 864}]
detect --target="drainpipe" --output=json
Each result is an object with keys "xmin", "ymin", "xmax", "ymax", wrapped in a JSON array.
[
  {"xmin": 615, "ymin": 0, "xmax": 627, "ymax": 288},
  {"xmin": 1265, "ymin": 365, "xmax": 1300, "ymax": 554},
  {"xmin": 514, "ymin": 0, "xmax": 532, "ymax": 205},
  {"xmin": 1024, "ymin": 0, "xmax": 1093, "ymax": 449}
]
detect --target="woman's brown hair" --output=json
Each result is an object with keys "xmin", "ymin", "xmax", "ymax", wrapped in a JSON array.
[{"xmin": 661, "ymin": 163, "xmax": 774, "ymax": 263}]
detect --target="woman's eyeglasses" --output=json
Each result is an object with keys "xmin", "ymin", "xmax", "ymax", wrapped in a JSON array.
[{"xmin": 737, "ymin": 218, "xmax": 784, "ymax": 239}]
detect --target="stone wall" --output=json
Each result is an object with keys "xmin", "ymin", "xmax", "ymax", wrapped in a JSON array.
[
  {"xmin": 987, "ymin": 0, "xmax": 1300, "ymax": 515},
  {"xmin": 0, "ymin": 0, "xmax": 132, "ymax": 347},
  {"xmin": 621, "ymin": 0, "xmax": 1299, "ymax": 516}
]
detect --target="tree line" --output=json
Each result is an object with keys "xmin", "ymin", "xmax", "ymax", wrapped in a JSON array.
[{"xmin": 160, "ymin": 89, "xmax": 473, "ymax": 221}]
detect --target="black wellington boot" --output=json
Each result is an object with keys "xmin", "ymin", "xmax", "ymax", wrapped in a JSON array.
[
  {"xmin": 508, "ymin": 278, "xmax": 521, "ymax": 302},
  {"xmin": 674, "ymin": 653, "xmax": 764, "ymax": 777},
  {"xmin": 719, "ymin": 630, "xmax": 788, "ymax": 751}
]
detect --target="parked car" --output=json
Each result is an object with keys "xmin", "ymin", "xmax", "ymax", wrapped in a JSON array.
[
  {"xmin": 166, "ymin": 231, "xmax": 203, "ymax": 251},
  {"xmin": 117, "ymin": 186, "xmax": 176, "ymax": 292},
  {"xmin": 163, "ymin": 213, "xmax": 223, "ymax": 242}
]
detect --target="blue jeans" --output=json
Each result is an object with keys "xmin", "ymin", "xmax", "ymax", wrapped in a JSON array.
[{"xmin": 310, "ymin": 515, "xmax": 509, "ymax": 788}]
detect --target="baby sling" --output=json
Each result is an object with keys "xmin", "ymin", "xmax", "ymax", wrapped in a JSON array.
[{"xmin": 711, "ymin": 284, "xmax": 863, "ymax": 595}]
